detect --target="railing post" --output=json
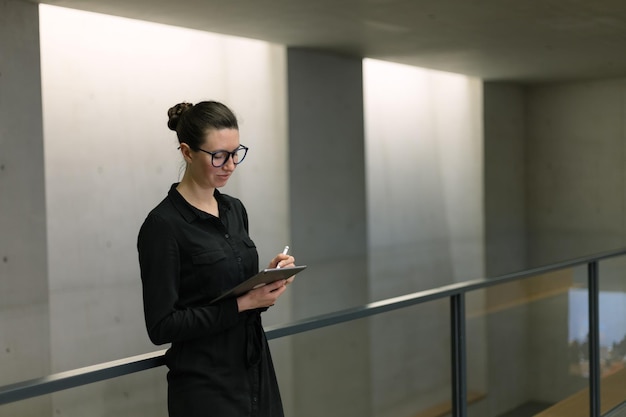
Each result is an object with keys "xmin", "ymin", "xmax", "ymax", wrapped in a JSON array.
[
  {"xmin": 588, "ymin": 261, "xmax": 601, "ymax": 417},
  {"xmin": 450, "ymin": 293, "xmax": 467, "ymax": 417}
]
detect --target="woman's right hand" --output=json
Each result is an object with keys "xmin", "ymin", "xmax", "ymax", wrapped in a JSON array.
[{"xmin": 236, "ymin": 279, "xmax": 288, "ymax": 312}]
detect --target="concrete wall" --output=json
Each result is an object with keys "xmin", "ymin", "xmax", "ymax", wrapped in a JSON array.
[
  {"xmin": 12, "ymin": 3, "xmax": 626, "ymax": 417},
  {"xmin": 364, "ymin": 60, "xmax": 484, "ymax": 417},
  {"xmin": 526, "ymin": 78, "xmax": 626, "ymax": 403},
  {"xmin": 2, "ymin": 5, "xmax": 486, "ymax": 416},
  {"xmin": 287, "ymin": 48, "xmax": 371, "ymax": 417},
  {"xmin": 482, "ymin": 82, "xmax": 531, "ymax": 416},
  {"xmin": 527, "ymin": 79, "xmax": 626, "ymax": 265},
  {"xmin": 37, "ymin": 5, "xmax": 289, "ymax": 417},
  {"xmin": 482, "ymin": 78, "xmax": 626, "ymax": 415},
  {"xmin": 484, "ymin": 83, "xmax": 528, "ymax": 277},
  {"xmin": 0, "ymin": 1, "xmax": 51, "ymax": 416}
]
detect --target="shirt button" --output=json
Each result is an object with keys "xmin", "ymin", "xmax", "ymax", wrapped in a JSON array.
[
  {"xmin": 225, "ymin": 234, "xmax": 230, "ymax": 239},
  {"xmin": 237, "ymin": 257, "xmax": 242, "ymax": 263},
  {"xmin": 252, "ymin": 397, "xmax": 258, "ymax": 403}
]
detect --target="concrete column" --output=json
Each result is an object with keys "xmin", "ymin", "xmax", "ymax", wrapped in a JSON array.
[
  {"xmin": 0, "ymin": 0, "xmax": 50, "ymax": 415},
  {"xmin": 483, "ymin": 82, "xmax": 528, "ymax": 276},
  {"xmin": 482, "ymin": 82, "xmax": 532, "ymax": 416},
  {"xmin": 286, "ymin": 48, "xmax": 371, "ymax": 417}
]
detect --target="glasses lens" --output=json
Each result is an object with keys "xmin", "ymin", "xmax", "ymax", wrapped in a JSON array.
[
  {"xmin": 233, "ymin": 146, "xmax": 248, "ymax": 165},
  {"xmin": 211, "ymin": 151, "xmax": 228, "ymax": 167}
]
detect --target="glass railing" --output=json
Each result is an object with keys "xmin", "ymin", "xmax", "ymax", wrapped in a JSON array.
[
  {"xmin": 1, "ymin": 249, "xmax": 625, "ymax": 417},
  {"xmin": 466, "ymin": 266, "xmax": 591, "ymax": 417}
]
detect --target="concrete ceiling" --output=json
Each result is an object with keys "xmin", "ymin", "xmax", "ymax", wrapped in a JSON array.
[{"xmin": 32, "ymin": 0, "xmax": 626, "ymax": 83}]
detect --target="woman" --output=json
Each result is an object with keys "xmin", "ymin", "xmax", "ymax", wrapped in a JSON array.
[{"xmin": 137, "ymin": 100, "xmax": 294, "ymax": 417}]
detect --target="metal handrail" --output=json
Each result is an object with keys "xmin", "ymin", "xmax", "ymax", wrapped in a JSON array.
[{"xmin": 2, "ymin": 247, "xmax": 625, "ymax": 415}]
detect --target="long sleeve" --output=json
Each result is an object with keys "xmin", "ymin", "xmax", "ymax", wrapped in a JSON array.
[{"xmin": 137, "ymin": 213, "xmax": 240, "ymax": 345}]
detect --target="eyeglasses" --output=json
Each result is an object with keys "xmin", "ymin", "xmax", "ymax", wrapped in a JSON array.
[{"xmin": 195, "ymin": 145, "xmax": 249, "ymax": 168}]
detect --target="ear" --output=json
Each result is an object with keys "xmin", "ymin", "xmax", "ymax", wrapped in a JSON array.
[{"xmin": 179, "ymin": 143, "xmax": 193, "ymax": 164}]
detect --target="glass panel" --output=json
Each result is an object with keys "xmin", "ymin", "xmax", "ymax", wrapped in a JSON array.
[
  {"xmin": 369, "ymin": 300, "xmax": 451, "ymax": 417},
  {"xmin": 0, "ymin": 393, "xmax": 53, "ymax": 417},
  {"xmin": 598, "ymin": 256, "xmax": 626, "ymax": 415},
  {"xmin": 466, "ymin": 266, "xmax": 589, "ymax": 417},
  {"xmin": 0, "ymin": 366, "xmax": 168, "ymax": 417},
  {"xmin": 274, "ymin": 299, "xmax": 451, "ymax": 417}
]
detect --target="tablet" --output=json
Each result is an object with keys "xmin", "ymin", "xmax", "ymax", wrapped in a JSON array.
[{"xmin": 210, "ymin": 265, "xmax": 307, "ymax": 304}]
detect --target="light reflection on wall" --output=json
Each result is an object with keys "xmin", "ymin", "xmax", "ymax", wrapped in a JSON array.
[{"xmin": 363, "ymin": 58, "xmax": 485, "ymax": 416}]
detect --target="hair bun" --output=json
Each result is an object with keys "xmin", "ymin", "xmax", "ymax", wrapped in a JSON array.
[{"xmin": 167, "ymin": 102, "xmax": 193, "ymax": 131}]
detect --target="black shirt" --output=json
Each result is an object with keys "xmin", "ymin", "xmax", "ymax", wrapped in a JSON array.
[{"xmin": 137, "ymin": 184, "xmax": 284, "ymax": 417}]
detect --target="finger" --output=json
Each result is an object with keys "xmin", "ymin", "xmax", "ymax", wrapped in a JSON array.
[
  {"xmin": 277, "ymin": 256, "xmax": 295, "ymax": 268},
  {"xmin": 273, "ymin": 255, "xmax": 287, "ymax": 268},
  {"xmin": 266, "ymin": 279, "xmax": 287, "ymax": 292}
]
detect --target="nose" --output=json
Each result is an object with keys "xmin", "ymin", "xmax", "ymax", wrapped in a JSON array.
[{"xmin": 222, "ymin": 154, "xmax": 236, "ymax": 170}]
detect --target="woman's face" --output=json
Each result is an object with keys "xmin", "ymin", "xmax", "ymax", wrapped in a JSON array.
[{"xmin": 189, "ymin": 128, "xmax": 240, "ymax": 189}]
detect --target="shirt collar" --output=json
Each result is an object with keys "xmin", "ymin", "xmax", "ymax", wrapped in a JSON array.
[{"xmin": 167, "ymin": 183, "xmax": 231, "ymax": 223}]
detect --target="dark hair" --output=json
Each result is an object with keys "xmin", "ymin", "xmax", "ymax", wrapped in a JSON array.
[{"xmin": 167, "ymin": 101, "xmax": 239, "ymax": 150}]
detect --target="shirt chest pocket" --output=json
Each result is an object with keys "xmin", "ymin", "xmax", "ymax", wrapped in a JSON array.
[
  {"xmin": 189, "ymin": 248, "xmax": 228, "ymax": 291},
  {"xmin": 242, "ymin": 236, "xmax": 256, "ymax": 250},
  {"xmin": 191, "ymin": 249, "xmax": 226, "ymax": 266}
]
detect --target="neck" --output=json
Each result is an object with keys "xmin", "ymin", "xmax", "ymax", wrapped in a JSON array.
[{"xmin": 176, "ymin": 175, "xmax": 218, "ymax": 215}]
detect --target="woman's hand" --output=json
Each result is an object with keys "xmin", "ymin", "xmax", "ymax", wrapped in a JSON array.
[
  {"xmin": 236, "ymin": 252, "xmax": 299, "ymax": 312},
  {"xmin": 271, "ymin": 253, "xmax": 295, "ymax": 270},
  {"xmin": 237, "ymin": 279, "xmax": 288, "ymax": 312},
  {"xmin": 270, "ymin": 253, "xmax": 297, "ymax": 286}
]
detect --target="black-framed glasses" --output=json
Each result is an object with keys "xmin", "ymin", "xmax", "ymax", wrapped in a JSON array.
[{"xmin": 196, "ymin": 145, "xmax": 249, "ymax": 168}]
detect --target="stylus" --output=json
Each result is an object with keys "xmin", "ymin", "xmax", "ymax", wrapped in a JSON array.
[{"xmin": 276, "ymin": 246, "xmax": 289, "ymax": 268}]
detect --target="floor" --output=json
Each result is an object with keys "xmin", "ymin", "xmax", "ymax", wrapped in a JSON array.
[
  {"xmin": 497, "ymin": 402, "xmax": 552, "ymax": 417},
  {"xmin": 606, "ymin": 401, "xmax": 626, "ymax": 417}
]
